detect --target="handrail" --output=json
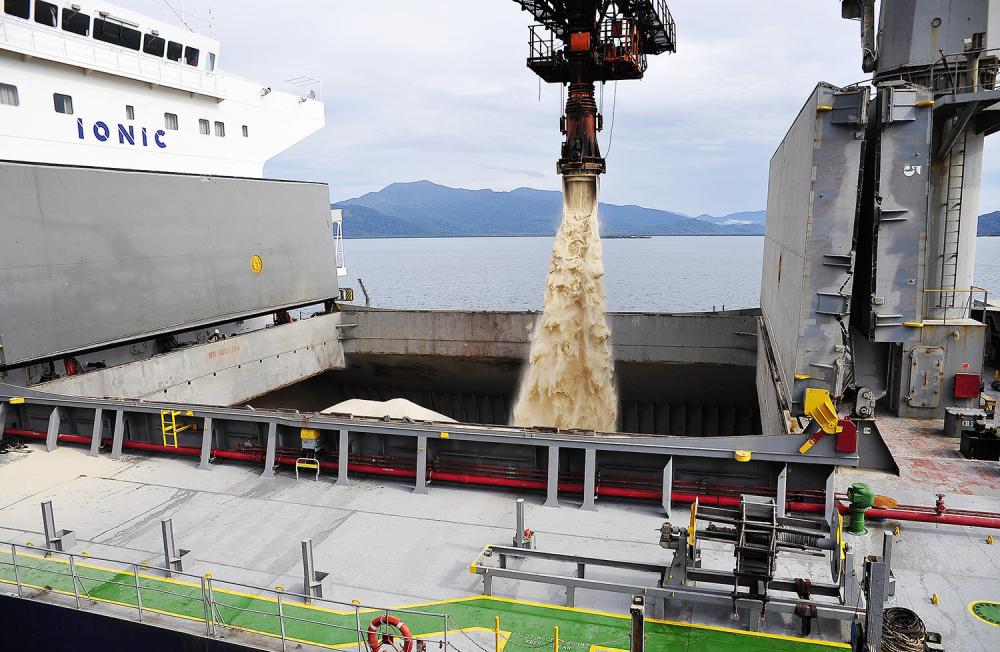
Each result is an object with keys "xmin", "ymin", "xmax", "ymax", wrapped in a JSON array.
[
  {"xmin": 921, "ymin": 285, "xmax": 989, "ymax": 324},
  {"xmin": 0, "ymin": 15, "xmax": 224, "ymax": 98},
  {"xmin": 0, "ymin": 541, "xmax": 449, "ymax": 650}
]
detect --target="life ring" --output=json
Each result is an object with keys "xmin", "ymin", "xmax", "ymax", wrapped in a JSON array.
[{"xmin": 366, "ymin": 614, "xmax": 414, "ymax": 652}]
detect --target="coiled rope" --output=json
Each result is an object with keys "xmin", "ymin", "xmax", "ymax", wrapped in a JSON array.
[{"xmin": 880, "ymin": 607, "xmax": 926, "ymax": 652}]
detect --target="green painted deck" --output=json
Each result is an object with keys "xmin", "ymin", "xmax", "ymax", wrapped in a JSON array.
[{"xmin": 0, "ymin": 548, "xmax": 848, "ymax": 651}]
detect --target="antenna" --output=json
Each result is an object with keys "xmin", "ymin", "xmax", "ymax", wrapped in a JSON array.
[
  {"xmin": 159, "ymin": 0, "xmax": 194, "ymax": 32},
  {"xmin": 158, "ymin": 0, "xmax": 216, "ymax": 36}
]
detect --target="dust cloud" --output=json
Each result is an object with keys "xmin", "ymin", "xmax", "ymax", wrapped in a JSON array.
[{"xmin": 512, "ymin": 174, "xmax": 618, "ymax": 432}]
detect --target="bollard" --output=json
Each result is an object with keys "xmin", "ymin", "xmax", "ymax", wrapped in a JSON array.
[
  {"xmin": 553, "ymin": 625, "xmax": 559, "ymax": 652},
  {"xmin": 495, "ymin": 615, "xmax": 501, "ymax": 652}
]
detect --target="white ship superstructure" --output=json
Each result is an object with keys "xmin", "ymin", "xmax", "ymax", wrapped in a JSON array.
[{"xmin": 0, "ymin": 0, "xmax": 323, "ymax": 177}]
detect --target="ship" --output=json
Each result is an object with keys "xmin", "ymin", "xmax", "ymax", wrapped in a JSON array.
[{"xmin": 0, "ymin": 1, "xmax": 999, "ymax": 651}]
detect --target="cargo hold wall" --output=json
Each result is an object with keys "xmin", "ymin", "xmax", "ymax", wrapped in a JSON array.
[
  {"xmin": 0, "ymin": 161, "xmax": 339, "ymax": 367},
  {"xmin": 760, "ymin": 84, "xmax": 866, "ymax": 415},
  {"xmin": 254, "ymin": 308, "xmax": 763, "ymax": 436}
]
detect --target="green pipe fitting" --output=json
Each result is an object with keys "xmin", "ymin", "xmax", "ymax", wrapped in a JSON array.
[{"xmin": 847, "ymin": 482, "xmax": 875, "ymax": 535}]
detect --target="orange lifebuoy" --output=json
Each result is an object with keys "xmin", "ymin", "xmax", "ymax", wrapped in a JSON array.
[{"xmin": 366, "ymin": 614, "xmax": 414, "ymax": 652}]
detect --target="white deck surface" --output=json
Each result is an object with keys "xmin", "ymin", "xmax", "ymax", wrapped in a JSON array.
[{"xmin": 0, "ymin": 435, "xmax": 998, "ymax": 648}]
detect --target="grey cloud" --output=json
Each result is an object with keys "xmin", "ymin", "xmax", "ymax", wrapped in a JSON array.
[{"xmin": 118, "ymin": 1, "xmax": 1000, "ymax": 215}]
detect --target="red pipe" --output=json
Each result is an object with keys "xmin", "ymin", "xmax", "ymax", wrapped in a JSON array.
[
  {"xmin": 431, "ymin": 471, "xmax": 546, "ymax": 491},
  {"xmin": 6, "ymin": 427, "xmax": 1000, "ymax": 529},
  {"xmin": 4, "ymin": 428, "xmax": 91, "ymax": 446},
  {"xmin": 854, "ymin": 507, "xmax": 1000, "ymax": 529},
  {"xmin": 212, "ymin": 449, "xmax": 265, "ymax": 463},
  {"xmin": 122, "ymin": 440, "xmax": 201, "ymax": 457}
]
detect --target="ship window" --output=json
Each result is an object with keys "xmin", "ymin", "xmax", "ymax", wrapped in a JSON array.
[
  {"xmin": 126, "ymin": 105, "xmax": 134, "ymax": 120},
  {"xmin": 166, "ymin": 41, "xmax": 183, "ymax": 62},
  {"xmin": 214, "ymin": 121, "xmax": 225, "ymax": 137},
  {"xmin": 143, "ymin": 33, "xmax": 165, "ymax": 57},
  {"xmin": 184, "ymin": 46, "xmax": 199, "ymax": 67},
  {"xmin": 207, "ymin": 52, "xmax": 216, "ymax": 71},
  {"xmin": 33, "ymin": 0, "xmax": 56, "ymax": 27},
  {"xmin": 199, "ymin": 118, "xmax": 210, "ymax": 135},
  {"xmin": 93, "ymin": 18, "xmax": 141, "ymax": 51},
  {"xmin": 4, "ymin": 0, "xmax": 30, "ymax": 20},
  {"xmin": 0, "ymin": 83, "xmax": 19, "ymax": 107},
  {"xmin": 242, "ymin": 124, "xmax": 248, "ymax": 138},
  {"xmin": 164, "ymin": 112, "xmax": 178, "ymax": 130},
  {"xmin": 61, "ymin": 7, "xmax": 89, "ymax": 36},
  {"xmin": 53, "ymin": 93, "xmax": 73, "ymax": 114}
]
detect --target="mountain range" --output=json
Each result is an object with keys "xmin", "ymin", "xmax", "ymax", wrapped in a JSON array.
[
  {"xmin": 334, "ymin": 181, "xmax": 765, "ymax": 238},
  {"xmin": 333, "ymin": 181, "xmax": 1000, "ymax": 238}
]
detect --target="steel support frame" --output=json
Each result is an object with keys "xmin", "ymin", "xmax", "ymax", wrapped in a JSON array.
[
  {"xmin": 198, "ymin": 416, "xmax": 213, "ymax": 471},
  {"xmin": 414, "ymin": 435, "xmax": 428, "ymax": 494},
  {"xmin": 0, "ymin": 384, "xmax": 861, "ymax": 467},
  {"xmin": 471, "ymin": 559, "xmax": 861, "ymax": 621},
  {"xmin": 88, "ymin": 407, "xmax": 103, "ymax": 457}
]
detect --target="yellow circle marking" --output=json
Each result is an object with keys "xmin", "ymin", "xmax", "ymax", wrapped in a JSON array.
[
  {"xmin": 250, "ymin": 255, "xmax": 264, "ymax": 274},
  {"xmin": 969, "ymin": 600, "xmax": 1000, "ymax": 627}
]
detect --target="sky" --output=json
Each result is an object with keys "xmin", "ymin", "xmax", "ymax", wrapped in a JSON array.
[{"xmin": 124, "ymin": 0, "xmax": 1000, "ymax": 217}]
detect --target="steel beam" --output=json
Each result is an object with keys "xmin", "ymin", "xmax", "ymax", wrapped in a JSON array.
[
  {"xmin": 110, "ymin": 410, "xmax": 125, "ymax": 459},
  {"xmin": 630, "ymin": 595, "xmax": 645, "ymax": 652},
  {"xmin": 825, "ymin": 468, "xmax": 837, "ymax": 524},
  {"xmin": 301, "ymin": 538, "xmax": 328, "ymax": 603},
  {"xmin": 261, "ymin": 421, "xmax": 277, "ymax": 479},
  {"xmin": 41, "ymin": 501, "xmax": 75, "ymax": 552},
  {"xmin": 544, "ymin": 445, "xmax": 560, "ymax": 508},
  {"xmin": 414, "ymin": 435, "xmax": 428, "ymax": 494},
  {"xmin": 41, "ymin": 501, "xmax": 57, "ymax": 546},
  {"xmin": 161, "ymin": 518, "xmax": 189, "ymax": 577},
  {"xmin": 198, "ymin": 416, "xmax": 213, "ymax": 471},
  {"xmin": 470, "ymin": 562, "xmax": 860, "ymax": 621},
  {"xmin": 0, "ymin": 382, "xmax": 860, "ymax": 467},
  {"xmin": 88, "ymin": 407, "xmax": 103, "ymax": 457},
  {"xmin": 776, "ymin": 463, "xmax": 788, "ymax": 518},
  {"xmin": 662, "ymin": 457, "xmax": 673, "ymax": 516},
  {"xmin": 686, "ymin": 568, "xmax": 841, "ymax": 597},
  {"xmin": 482, "ymin": 545, "xmax": 667, "ymax": 575},
  {"xmin": 844, "ymin": 550, "xmax": 860, "ymax": 608},
  {"xmin": 864, "ymin": 559, "xmax": 889, "ymax": 650},
  {"xmin": 514, "ymin": 499, "xmax": 526, "ymax": 548},
  {"xmin": 882, "ymin": 531, "xmax": 896, "ymax": 596},
  {"xmin": 581, "ymin": 448, "xmax": 597, "ymax": 511},
  {"xmin": 45, "ymin": 406, "xmax": 61, "ymax": 452},
  {"xmin": 336, "ymin": 429, "xmax": 350, "ymax": 487}
]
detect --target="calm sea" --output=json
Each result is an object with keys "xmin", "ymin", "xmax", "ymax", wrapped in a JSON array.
[{"xmin": 342, "ymin": 236, "xmax": 1000, "ymax": 313}]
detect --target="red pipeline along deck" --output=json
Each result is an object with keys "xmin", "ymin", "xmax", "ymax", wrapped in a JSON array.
[{"xmin": 0, "ymin": 548, "xmax": 849, "ymax": 651}]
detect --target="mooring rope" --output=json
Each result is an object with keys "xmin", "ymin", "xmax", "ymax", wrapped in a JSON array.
[{"xmin": 880, "ymin": 607, "xmax": 926, "ymax": 652}]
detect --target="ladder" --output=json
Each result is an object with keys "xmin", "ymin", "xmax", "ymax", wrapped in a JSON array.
[
  {"xmin": 939, "ymin": 128, "xmax": 967, "ymax": 313},
  {"xmin": 160, "ymin": 410, "xmax": 195, "ymax": 448}
]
